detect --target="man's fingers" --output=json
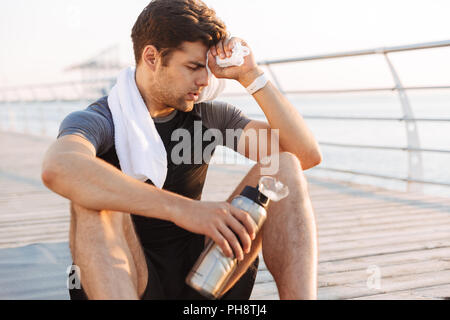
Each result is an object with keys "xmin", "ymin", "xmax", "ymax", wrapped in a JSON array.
[
  {"xmin": 223, "ymin": 38, "xmax": 234, "ymax": 57},
  {"xmin": 226, "ymin": 214, "xmax": 252, "ymax": 256},
  {"xmin": 231, "ymin": 207, "xmax": 258, "ymax": 240},
  {"xmin": 215, "ymin": 41, "xmax": 226, "ymax": 59},
  {"xmin": 205, "ymin": 201, "xmax": 257, "ymax": 261},
  {"xmin": 219, "ymin": 224, "xmax": 245, "ymax": 261},
  {"xmin": 207, "ymin": 51, "xmax": 224, "ymax": 76},
  {"xmin": 210, "ymin": 46, "xmax": 218, "ymax": 57},
  {"xmin": 212, "ymin": 230, "xmax": 233, "ymax": 259},
  {"xmin": 208, "ymin": 50, "xmax": 218, "ymax": 68}
]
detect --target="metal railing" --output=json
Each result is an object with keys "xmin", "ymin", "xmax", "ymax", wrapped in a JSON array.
[
  {"xmin": 224, "ymin": 39, "xmax": 450, "ymax": 191},
  {"xmin": 0, "ymin": 78, "xmax": 115, "ymax": 103},
  {"xmin": 1, "ymin": 40, "xmax": 449, "ymax": 190}
]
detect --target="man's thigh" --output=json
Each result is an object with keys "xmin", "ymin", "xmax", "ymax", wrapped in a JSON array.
[
  {"xmin": 123, "ymin": 213, "xmax": 149, "ymax": 297},
  {"xmin": 69, "ymin": 202, "xmax": 149, "ymax": 298}
]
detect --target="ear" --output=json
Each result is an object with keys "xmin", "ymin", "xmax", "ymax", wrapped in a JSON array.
[{"xmin": 142, "ymin": 45, "xmax": 159, "ymax": 71}]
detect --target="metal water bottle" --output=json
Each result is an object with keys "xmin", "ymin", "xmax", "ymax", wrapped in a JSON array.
[{"xmin": 186, "ymin": 176, "xmax": 289, "ymax": 299}]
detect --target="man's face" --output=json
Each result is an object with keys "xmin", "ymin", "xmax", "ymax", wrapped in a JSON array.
[{"xmin": 153, "ymin": 41, "xmax": 210, "ymax": 112}]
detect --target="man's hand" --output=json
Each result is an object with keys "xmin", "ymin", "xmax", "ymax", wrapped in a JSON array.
[
  {"xmin": 171, "ymin": 201, "xmax": 258, "ymax": 261},
  {"xmin": 208, "ymin": 37, "xmax": 264, "ymax": 88}
]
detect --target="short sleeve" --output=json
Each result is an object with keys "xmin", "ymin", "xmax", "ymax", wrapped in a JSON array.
[
  {"xmin": 57, "ymin": 106, "xmax": 114, "ymax": 156},
  {"xmin": 197, "ymin": 101, "xmax": 252, "ymax": 151}
]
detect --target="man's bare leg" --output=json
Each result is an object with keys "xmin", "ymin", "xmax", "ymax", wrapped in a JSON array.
[
  {"xmin": 70, "ymin": 203, "xmax": 148, "ymax": 299},
  {"xmin": 220, "ymin": 152, "xmax": 318, "ymax": 299}
]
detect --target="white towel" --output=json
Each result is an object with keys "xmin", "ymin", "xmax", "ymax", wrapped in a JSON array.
[
  {"xmin": 108, "ymin": 67, "xmax": 168, "ymax": 188},
  {"xmin": 108, "ymin": 45, "xmax": 249, "ymax": 188},
  {"xmin": 214, "ymin": 42, "xmax": 250, "ymax": 68},
  {"xmin": 197, "ymin": 53, "xmax": 226, "ymax": 102},
  {"xmin": 197, "ymin": 44, "xmax": 249, "ymax": 100}
]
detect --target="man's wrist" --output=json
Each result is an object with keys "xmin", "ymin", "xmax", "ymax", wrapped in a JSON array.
[
  {"xmin": 238, "ymin": 67, "xmax": 265, "ymax": 88},
  {"xmin": 167, "ymin": 196, "xmax": 196, "ymax": 225}
]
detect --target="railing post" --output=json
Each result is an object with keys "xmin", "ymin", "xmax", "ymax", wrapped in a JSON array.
[
  {"xmin": 8, "ymin": 103, "xmax": 16, "ymax": 132},
  {"xmin": 265, "ymin": 64, "xmax": 285, "ymax": 94},
  {"xmin": 22, "ymin": 101, "xmax": 29, "ymax": 135},
  {"xmin": 39, "ymin": 103, "xmax": 47, "ymax": 137},
  {"xmin": 383, "ymin": 53, "xmax": 423, "ymax": 192}
]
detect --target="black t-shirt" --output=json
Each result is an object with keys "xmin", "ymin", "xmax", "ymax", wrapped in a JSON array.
[{"xmin": 58, "ymin": 96, "xmax": 252, "ymax": 247}]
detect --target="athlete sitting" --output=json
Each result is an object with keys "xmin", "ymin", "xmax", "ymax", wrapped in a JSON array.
[{"xmin": 41, "ymin": 0, "xmax": 322, "ymax": 300}]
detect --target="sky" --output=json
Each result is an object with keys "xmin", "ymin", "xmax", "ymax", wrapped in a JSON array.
[{"xmin": 1, "ymin": 0, "xmax": 450, "ymax": 89}]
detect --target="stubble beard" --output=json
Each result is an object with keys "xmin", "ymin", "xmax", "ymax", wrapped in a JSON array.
[
  {"xmin": 155, "ymin": 68, "xmax": 195, "ymax": 113},
  {"xmin": 165, "ymin": 89, "xmax": 195, "ymax": 113}
]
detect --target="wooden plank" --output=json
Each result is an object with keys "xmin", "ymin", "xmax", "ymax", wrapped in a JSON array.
[
  {"xmin": 250, "ymin": 282, "xmax": 279, "ymax": 300},
  {"xmin": 0, "ymin": 194, "xmax": 68, "ymax": 203},
  {"xmin": 0, "ymin": 218, "xmax": 69, "ymax": 232},
  {"xmin": 309, "ymin": 190, "xmax": 447, "ymax": 203},
  {"xmin": 319, "ymin": 224, "xmax": 450, "ymax": 245},
  {"xmin": 361, "ymin": 188, "xmax": 450, "ymax": 203},
  {"xmin": 311, "ymin": 187, "xmax": 450, "ymax": 203},
  {"xmin": 260, "ymin": 246, "xmax": 450, "ymax": 275},
  {"xmin": 319, "ymin": 247, "xmax": 450, "ymax": 274},
  {"xmin": 320, "ymin": 240, "xmax": 450, "ymax": 263},
  {"xmin": 318, "ymin": 270, "xmax": 450, "ymax": 300},
  {"xmin": 0, "ymin": 210, "xmax": 69, "ymax": 223},
  {"xmin": 314, "ymin": 200, "xmax": 450, "ymax": 216},
  {"xmin": 0, "ymin": 237, "xmax": 69, "ymax": 249},
  {"xmin": 0, "ymin": 222, "xmax": 69, "ymax": 238},
  {"xmin": 0, "ymin": 190, "xmax": 52, "ymax": 198},
  {"xmin": 0, "ymin": 229, "xmax": 68, "ymax": 242},
  {"xmin": 0, "ymin": 237, "xmax": 68, "ymax": 247},
  {"xmin": 319, "ymin": 231, "xmax": 450, "ymax": 253},
  {"xmin": 0, "ymin": 197, "xmax": 68, "ymax": 207},
  {"xmin": 352, "ymin": 284, "xmax": 450, "ymax": 300},
  {"xmin": 255, "ymin": 270, "xmax": 274, "ymax": 283},
  {"xmin": 317, "ymin": 212, "xmax": 450, "ymax": 231},
  {"xmin": 252, "ymin": 256, "xmax": 450, "ymax": 300},
  {"xmin": 318, "ymin": 217, "xmax": 450, "ymax": 237},
  {"xmin": 410, "ymin": 284, "xmax": 450, "ymax": 299},
  {"xmin": 351, "ymin": 292, "xmax": 439, "ymax": 300},
  {"xmin": 315, "ymin": 204, "xmax": 450, "ymax": 221},
  {"xmin": 319, "ymin": 259, "xmax": 450, "ymax": 287}
]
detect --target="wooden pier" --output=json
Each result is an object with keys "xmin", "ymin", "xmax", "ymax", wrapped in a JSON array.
[{"xmin": 1, "ymin": 130, "xmax": 449, "ymax": 300}]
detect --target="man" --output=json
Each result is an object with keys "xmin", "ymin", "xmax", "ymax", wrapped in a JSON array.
[{"xmin": 41, "ymin": 0, "xmax": 322, "ymax": 300}]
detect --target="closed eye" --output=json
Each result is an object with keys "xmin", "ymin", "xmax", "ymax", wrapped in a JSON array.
[{"xmin": 187, "ymin": 62, "xmax": 206, "ymax": 71}]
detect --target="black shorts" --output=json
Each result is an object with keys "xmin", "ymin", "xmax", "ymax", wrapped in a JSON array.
[{"xmin": 69, "ymin": 216, "xmax": 259, "ymax": 300}]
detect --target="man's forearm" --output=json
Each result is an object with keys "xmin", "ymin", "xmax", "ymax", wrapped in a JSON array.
[
  {"xmin": 239, "ymin": 69, "xmax": 322, "ymax": 169},
  {"xmin": 42, "ymin": 153, "xmax": 193, "ymax": 221}
]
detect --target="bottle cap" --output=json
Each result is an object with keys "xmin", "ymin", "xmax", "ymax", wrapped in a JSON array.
[{"xmin": 240, "ymin": 186, "xmax": 269, "ymax": 208}]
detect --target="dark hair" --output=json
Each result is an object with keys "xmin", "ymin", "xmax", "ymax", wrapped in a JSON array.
[{"xmin": 131, "ymin": 0, "xmax": 228, "ymax": 66}]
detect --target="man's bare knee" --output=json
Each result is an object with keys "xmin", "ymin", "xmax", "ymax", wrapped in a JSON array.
[
  {"xmin": 70, "ymin": 202, "xmax": 129, "ymax": 259},
  {"xmin": 257, "ymin": 152, "xmax": 307, "ymax": 188},
  {"xmin": 278, "ymin": 152, "xmax": 302, "ymax": 170},
  {"xmin": 278, "ymin": 152, "xmax": 307, "ymax": 185},
  {"xmin": 71, "ymin": 203, "xmax": 124, "ymax": 229},
  {"xmin": 69, "ymin": 203, "xmax": 143, "ymax": 299}
]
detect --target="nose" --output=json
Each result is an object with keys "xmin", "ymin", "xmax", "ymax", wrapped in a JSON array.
[{"xmin": 195, "ymin": 67, "xmax": 209, "ymax": 88}]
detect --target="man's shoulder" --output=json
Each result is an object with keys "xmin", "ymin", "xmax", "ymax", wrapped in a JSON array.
[
  {"xmin": 86, "ymin": 96, "xmax": 111, "ymax": 116},
  {"xmin": 58, "ymin": 96, "xmax": 114, "ymax": 139}
]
